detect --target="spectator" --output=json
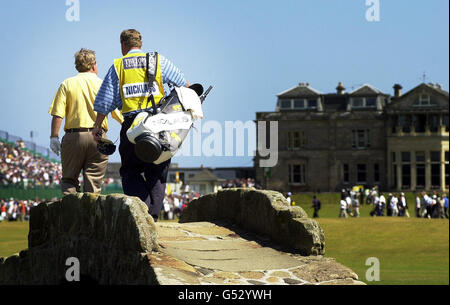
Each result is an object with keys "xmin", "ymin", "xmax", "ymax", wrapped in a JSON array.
[
  {"xmin": 386, "ymin": 193, "xmax": 393, "ymax": 216},
  {"xmin": 444, "ymin": 194, "xmax": 449, "ymax": 219},
  {"xmin": 221, "ymin": 178, "xmax": 261, "ymax": 190},
  {"xmin": 370, "ymin": 194, "xmax": 380, "ymax": 217},
  {"xmin": 345, "ymin": 192, "xmax": 352, "ymax": 216},
  {"xmin": 399, "ymin": 193, "xmax": 409, "ymax": 217},
  {"xmin": 378, "ymin": 193, "xmax": 386, "ymax": 216},
  {"xmin": 422, "ymin": 192, "xmax": 433, "ymax": 219},
  {"xmin": 339, "ymin": 197, "xmax": 348, "ymax": 218},
  {"xmin": 286, "ymin": 192, "xmax": 292, "ymax": 205},
  {"xmin": 312, "ymin": 195, "xmax": 321, "ymax": 218},
  {"xmin": 437, "ymin": 195, "xmax": 445, "ymax": 219},
  {"xmin": 352, "ymin": 192, "xmax": 360, "ymax": 218},
  {"xmin": 390, "ymin": 194, "xmax": 399, "ymax": 217},
  {"xmin": 415, "ymin": 192, "xmax": 421, "ymax": 218}
]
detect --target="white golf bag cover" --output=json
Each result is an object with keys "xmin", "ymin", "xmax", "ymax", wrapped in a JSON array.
[{"xmin": 126, "ymin": 86, "xmax": 204, "ymax": 164}]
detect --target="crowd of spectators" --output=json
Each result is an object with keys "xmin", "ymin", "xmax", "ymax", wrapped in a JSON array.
[
  {"xmin": 160, "ymin": 192, "xmax": 200, "ymax": 220},
  {"xmin": 0, "ymin": 141, "xmax": 62, "ymax": 188},
  {"xmin": 221, "ymin": 178, "xmax": 261, "ymax": 189},
  {"xmin": 0, "ymin": 197, "xmax": 53, "ymax": 222}
]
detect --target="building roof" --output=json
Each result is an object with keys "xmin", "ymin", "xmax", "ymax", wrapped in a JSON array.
[
  {"xmin": 389, "ymin": 82, "xmax": 449, "ymax": 102},
  {"xmin": 349, "ymin": 84, "xmax": 386, "ymax": 95},
  {"xmin": 277, "ymin": 83, "xmax": 322, "ymax": 97},
  {"xmin": 188, "ymin": 168, "xmax": 225, "ymax": 182}
]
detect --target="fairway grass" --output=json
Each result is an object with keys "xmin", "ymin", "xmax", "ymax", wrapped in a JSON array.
[
  {"xmin": 0, "ymin": 214, "xmax": 448, "ymax": 285},
  {"xmin": 316, "ymin": 217, "xmax": 449, "ymax": 285}
]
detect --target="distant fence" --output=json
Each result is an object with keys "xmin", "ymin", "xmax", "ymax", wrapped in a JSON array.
[
  {"xmin": 0, "ymin": 130, "xmax": 60, "ymax": 162},
  {"xmin": 0, "ymin": 185, "xmax": 123, "ymax": 200}
]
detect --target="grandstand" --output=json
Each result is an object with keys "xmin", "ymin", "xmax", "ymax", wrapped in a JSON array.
[
  {"xmin": 0, "ymin": 130, "xmax": 60, "ymax": 162},
  {"xmin": 0, "ymin": 130, "xmax": 122, "ymax": 200}
]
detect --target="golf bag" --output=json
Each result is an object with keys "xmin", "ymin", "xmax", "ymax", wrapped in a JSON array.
[{"xmin": 126, "ymin": 53, "xmax": 212, "ymax": 164}]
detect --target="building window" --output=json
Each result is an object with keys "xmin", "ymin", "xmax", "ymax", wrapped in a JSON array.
[
  {"xmin": 289, "ymin": 164, "xmax": 306, "ymax": 185},
  {"xmin": 280, "ymin": 98, "xmax": 318, "ymax": 110},
  {"xmin": 366, "ymin": 97, "xmax": 377, "ymax": 107},
  {"xmin": 413, "ymin": 94, "xmax": 436, "ymax": 107},
  {"xmin": 351, "ymin": 97, "xmax": 377, "ymax": 108},
  {"xmin": 445, "ymin": 151, "xmax": 449, "ymax": 189},
  {"xmin": 280, "ymin": 99, "xmax": 291, "ymax": 109},
  {"xmin": 308, "ymin": 99, "xmax": 318, "ymax": 108},
  {"xmin": 401, "ymin": 152, "xmax": 411, "ymax": 189},
  {"xmin": 401, "ymin": 152, "xmax": 411, "ymax": 163},
  {"xmin": 293, "ymin": 98, "xmax": 318, "ymax": 110},
  {"xmin": 393, "ymin": 164, "xmax": 398, "ymax": 189},
  {"xmin": 398, "ymin": 115, "xmax": 411, "ymax": 133},
  {"xmin": 343, "ymin": 163, "xmax": 350, "ymax": 184},
  {"xmin": 431, "ymin": 151, "xmax": 441, "ymax": 189},
  {"xmin": 356, "ymin": 164, "xmax": 367, "ymax": 183},
  {"xmin": 287, "ymin": 131, "xmax": 306, "ymax": 150},
  {"xmin": 352, "ymin": 129, "xmax": 370, "ymax": 149},
  {"xmin": 412, "ymin": 114, "xmax": 427, "ymax": 133},
  {"xmin": 374, "ymin": 163, "xmax": 380, "ymax": 183},
  {"xmin": 391, "ymin": 115, "xmax": 398, "ymax": 133},
  {"xmin": 416, "ymin": 151, "xmax": 425, "ymax": 188},
  {"xmin": 428, "ymin": 114, "xmax": 439, "ymax": 132},
  {"xmin": 444, "ymin": 115, "xmax": 449, "ymax": 132},
  {"xmin": 293, "ymin": 99, "xmax": 305, "ymax": 109}
]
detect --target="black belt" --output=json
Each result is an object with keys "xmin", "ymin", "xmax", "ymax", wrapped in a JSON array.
[{"xmin": 65, "ymin": 128, "xmax": 106, "ymax": 133}]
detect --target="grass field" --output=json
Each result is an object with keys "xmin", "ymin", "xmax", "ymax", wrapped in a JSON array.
[{"xmin": 0, "ymin": 193, "xmax": 448, "ymax": 285}]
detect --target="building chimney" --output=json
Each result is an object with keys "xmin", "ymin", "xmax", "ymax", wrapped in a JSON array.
[
  {"xmin": 336, "ymin": 82, "xmax": 345, "ymax": 94},
  {"xmin": 393, "ymin": 84, "xmax": 402, "ymax": 98}
]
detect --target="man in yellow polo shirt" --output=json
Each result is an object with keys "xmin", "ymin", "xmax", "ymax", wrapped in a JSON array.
[{"xmin": 48, "ymin": 48, "xmax": 123, "ymax": 195}]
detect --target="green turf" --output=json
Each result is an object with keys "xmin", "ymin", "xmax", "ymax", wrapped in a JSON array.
[
  {"xmin": 0, "ymin": 196, "xmax": 448, "ymax": 285},
  {"xmin": 316, "ymin": 217, "xmax": 449, "ymax": 285},
  {"xmin": 0, "ymin": 221, "xmax": 29, "ymax": 258}
]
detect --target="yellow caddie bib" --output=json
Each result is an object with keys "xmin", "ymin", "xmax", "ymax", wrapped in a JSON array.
[{"xmin": 113, "ymin": 52, "xmax": 164, "ymax": 114}]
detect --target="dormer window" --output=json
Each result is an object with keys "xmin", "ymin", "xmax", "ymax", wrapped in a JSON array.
[
  {"xmin": 293, "ymin": 99, "xmax": 305, "ymax": 109},
  {"xmin": 351, "ymin": 97, "xmax": 377, "ymax": 108},
  {"xmin": 280, "ymin": 99, "xmax": 291, "ymax": 109},
  {"xmin": 366, "ymin": 97, "xmax": 376, "ymax": 107},
  {"xmin": 279, "ymin": 98, "xmax": 318, "ymax": 110},
  {"xmin": 420, "ymin": 94, "xmax": 430, "ymax": 104},
  {"xmin": 307, "ymin": 99, "xmax": 318, "ymax": 108},
  {"xmin": 413, "ymin": 94, "xmax": 436, "ymax": 107}
]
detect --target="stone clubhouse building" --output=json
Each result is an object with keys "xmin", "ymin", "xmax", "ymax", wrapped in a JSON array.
[{"xmin": 254, "ymin": 82, "xmax": 449, "ymax": 193}]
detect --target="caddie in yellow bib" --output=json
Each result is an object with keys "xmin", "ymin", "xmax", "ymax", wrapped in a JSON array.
[{"xmin": 113, "ymin": 52, "xmax": 164, "ymax": 114}]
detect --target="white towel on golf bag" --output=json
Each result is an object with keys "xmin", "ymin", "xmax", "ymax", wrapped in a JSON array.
[{"xmin": 175, "ymin": 87, "xmax": 204, "ymax": 119}]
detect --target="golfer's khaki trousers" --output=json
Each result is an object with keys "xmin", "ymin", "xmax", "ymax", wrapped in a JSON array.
[{"xmin": 60, "ymin": 131, "xmax": 108, "ymax": 195}]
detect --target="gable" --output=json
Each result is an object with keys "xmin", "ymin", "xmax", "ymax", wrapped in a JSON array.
[
  {"xmin": 278, "ymin": 84, "xmax": 322, "ymax": 98},
  {"xmin": 350, "ymin": 84, "xmax": 385, "ymax": 96},
  {"xmin": 387, "ymin": 83, "xmax": 449, "ymax": 111}
]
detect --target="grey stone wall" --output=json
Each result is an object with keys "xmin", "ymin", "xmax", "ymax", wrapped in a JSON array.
[{"xmin": 0, "ymin": 193, "xmax": 159, "ymax": 285}]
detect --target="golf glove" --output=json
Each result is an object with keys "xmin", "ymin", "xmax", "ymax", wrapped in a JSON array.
[{"xmin": 50, "ymin": 136, "xmax": 61, "ymax": 156}]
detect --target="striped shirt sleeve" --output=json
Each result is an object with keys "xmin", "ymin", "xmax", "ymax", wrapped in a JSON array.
[
  {"xmin": 94, "ymin": 65, "xmax": 122, "ymax": 115},
  {"xmin": 160, "ymin": 54, "xmax": 187, "ymax": 87}
]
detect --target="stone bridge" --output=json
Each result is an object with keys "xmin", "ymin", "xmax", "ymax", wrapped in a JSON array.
[{"xmin": 0, "ymin": 189, "xmax": 364, "ymax": 285}]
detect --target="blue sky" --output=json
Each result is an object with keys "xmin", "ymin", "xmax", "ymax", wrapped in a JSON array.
[{"xmin": 0, "ymin": 0, "xmax": 448, "ymax": 167}]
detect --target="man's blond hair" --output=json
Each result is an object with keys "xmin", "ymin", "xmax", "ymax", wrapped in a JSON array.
[
  {"xmin": 120, "ymin": 29, "xmax": 142, "ymax": 48},
  {"xmin": 74, "ymin": 48, "xmax": 96, "ymax": 72}
]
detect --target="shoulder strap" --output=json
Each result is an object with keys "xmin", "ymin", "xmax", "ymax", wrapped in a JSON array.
[{"xmin": 145, "ymin": 52, "xmax": 158, "ymax": 114}]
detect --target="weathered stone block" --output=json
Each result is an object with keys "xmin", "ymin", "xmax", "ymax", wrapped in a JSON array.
[
  {"xmin": 180, "ymin": 188, "xmax": 325, "ymax": 255},
  {"xmin": 0, "ymin": 193, "xmax": 159, "ymax": 285}
]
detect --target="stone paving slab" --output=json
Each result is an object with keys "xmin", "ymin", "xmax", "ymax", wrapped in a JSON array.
[{"xmin": 153, "ymin": 221, "xmax": 365, "ymax": 285}]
